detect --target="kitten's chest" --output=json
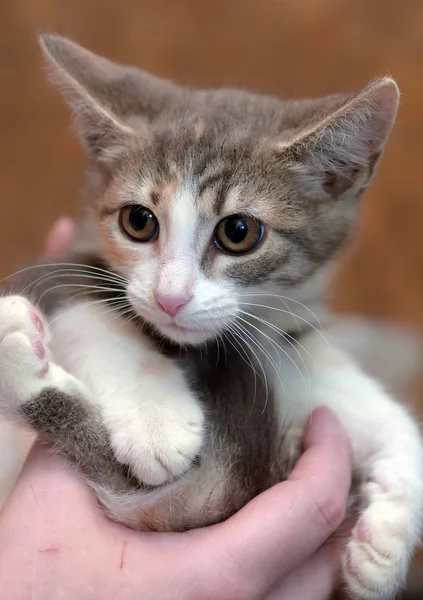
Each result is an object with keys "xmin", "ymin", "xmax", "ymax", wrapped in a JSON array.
[{"xmin": 182, "ymin": 341, "xmax": 296, "ymax": 481}]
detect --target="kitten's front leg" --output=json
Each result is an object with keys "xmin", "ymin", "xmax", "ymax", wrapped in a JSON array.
[
  {"xmin": 50, "ymin": 303, "xmax": 204, "ymax": 487},
  {"xmin": 99, "ymin": 364, "xmax": 204, "ymax": 487},
  {"xmin": 0, "ymin": 295, "xmax": 124, "ymax": 490},
  {"xmin": 276, "ymin": 330, "xmax": 423, "ymax": 600}
]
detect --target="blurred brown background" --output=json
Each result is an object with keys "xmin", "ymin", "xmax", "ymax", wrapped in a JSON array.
[{"xmin": 0, "ymin": 0, "xmax": 422, "ymax": 594}]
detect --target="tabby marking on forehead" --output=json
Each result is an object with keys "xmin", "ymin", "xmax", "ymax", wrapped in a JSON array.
[
  {"xmin": 18, "ymin": 44, "xmax": 420, "ymax": 600},
  {"xmin": 41, "ymin": 33, "xmax": 400, "ymax": 294},
  {"xmin": 150, "ymin": 175, "xmax": 179, "ymax": 209}
]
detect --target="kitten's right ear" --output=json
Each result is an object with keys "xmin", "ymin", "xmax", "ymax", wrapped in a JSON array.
[
  {"xmin": 39, "ymin": 34, "xmax": 171, "ymax": 161},
  {"xmin": 39, "ymin": 34, "xmax": 136, "ymax": 160}
]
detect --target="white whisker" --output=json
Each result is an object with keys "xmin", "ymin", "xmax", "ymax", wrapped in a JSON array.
[
  {"xmin": 237, "ymin": 302, "xmax": 331, "ymax": 348},
  {"xmin": 48, "ymin": 296, "xmax": 131, "ymax": 326},
  {"xmin": 223, "ymin": 326, "xmax": 260, "ymax": 408},
  {"xmin": 22, "ymin": 268, "xmax": 126, "ymax": 295},
  {"xmin": 2, "ymin": 262, "xmax": 127, "ymax": 287},
  {"xmin": 235, "ymin": 318, "xmax": 285, "ymax": 396},
  {"xmin": 228, "ymin": 324, "xmax": 263, "ymax": 413},
  {"xmin": 237, "ymin": 291, "xmax": 324, "ymax": 331},
  {"xmin": 38, "ymin": 283, "xmax": 126, "ymax": 305},
  {"xmin": 237, "ymin": 314, "xmax": 310, "ymax": 397},
  {"xmin": 238, "ymin": 309, "xmax": 314, "ymax": 372},
  {"xmin": 232, "ymin": 320, "xmax": 276, "ymax": 414}
]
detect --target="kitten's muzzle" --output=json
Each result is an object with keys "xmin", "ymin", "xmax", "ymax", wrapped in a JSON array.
[{"xmin": 154, "ymin": 291, "xmax": 193, "ymax": 317}]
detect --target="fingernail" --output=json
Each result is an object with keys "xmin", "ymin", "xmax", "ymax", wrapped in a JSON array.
[
  {"xmin": 305, "ymin": 406, "xmax": 344, "ymax": 444},
  {"xmin": 309, "ymin": 406, "xmax": 339, "ymax": 430},
  {"xmin": 305, "ymin": 406, "xmax": 350, "ymax": 457},
  {"xmin": 53, "ymin": 217, "xmax": 74, "ymax": 235},
  {"xmin": 43, "ymin": 217, "xmax": 75, "ymax": 258}
]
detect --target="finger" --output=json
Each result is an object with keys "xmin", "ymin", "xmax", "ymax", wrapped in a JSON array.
[
  {"xmin": 204, "ymin": 407, "xmax": 352, "ymax": 596},
  {"xmin": 266, "ymin": 519, "xmax": 354, "ymax": 600},
  {"xmin": 2, "ymin": 442, "xmax": 98, "ymax": 519},
  {"xmin": 265, "ymin": 538, "xmax": 341, "ymax": 600},
  {"xmin": 42, "ymin": 217, "xmax": 76, "ymax": 258}
]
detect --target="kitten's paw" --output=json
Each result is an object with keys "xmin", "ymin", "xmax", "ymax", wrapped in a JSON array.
[
  {"xmin": 0, "ymin": 296, "xmax": 80, "ymax": 415},
  {"xmin": 106, "ymin": 396, "xmax": 204, "ymax": 487},
  {"xmin": 0, "ymin": 295, "xmax": 48, "ymax": 341},
  {"xmin": 342, "ymin": 475, "xmax": 417, "ymax": 599},
  {"xmin": 0, "ymin": 296, "xmax": 51, "ymax": 412}
]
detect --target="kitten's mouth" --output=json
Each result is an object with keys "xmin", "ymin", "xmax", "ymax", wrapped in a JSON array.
[
  {"xmin": 157, "ymin": 319, "xmax": 213, "ymax": 345},
  {"xmin": 128, "ymin": 295, "xmax": 215, "ymax": 345},
  {"xmin": 166, "ymin": 322, "xmax": 195, "ymax": 334}
]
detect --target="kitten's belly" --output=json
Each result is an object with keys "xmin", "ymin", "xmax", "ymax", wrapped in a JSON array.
[
  {"xmin": 99, "ymin": 430, "xmax": 295, "ymax": 533},
  {"xmin": 124, "ymin": 347, "xmax": 296, "ymax": 532},
  {"xmin": 47, "ymin": 302, "xmax": 296, "ymax": 532}
]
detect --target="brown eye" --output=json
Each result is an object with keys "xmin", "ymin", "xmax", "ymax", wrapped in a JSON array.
[
  {"xmin": 120, "ymin": 205, "xmax": 159, "ymax": 242},
  {"xmin": 214, "ymin": 215, "xmax": 264, "ymax": 254}
]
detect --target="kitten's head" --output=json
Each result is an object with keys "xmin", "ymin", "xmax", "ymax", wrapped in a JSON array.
[{"xmin": 40, "ymin": 34, "xmax": 399, "ymax": 345}]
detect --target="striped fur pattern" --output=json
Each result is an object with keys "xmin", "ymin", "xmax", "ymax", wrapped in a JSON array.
[{"xmin": 0, "ymin": 34, "xmax": 421, "ymax": 599}]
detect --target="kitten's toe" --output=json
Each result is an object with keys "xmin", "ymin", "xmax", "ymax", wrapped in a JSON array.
[
  {"xmin": 106, "ymin": 400, "xmax": 204, "ymax": 487},
  {"xmin": 0, "ymin": 296, "xmax": 49, "ymax": 342},
  {"xmin": 0, "ymin": 295, "xmax": 83, "ymax": 417},
  {"xmin": 342, "ymin": 478, "xmax": 417, "ymax": 599},
  {"xmin": 0, "ymin": 297, "xmax": 52, "ymax": 413}
]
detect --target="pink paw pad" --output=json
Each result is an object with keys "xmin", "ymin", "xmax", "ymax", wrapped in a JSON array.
[
  {"xmin": 356, "ymin": 518, "xmax": 371, "ymax": 543},
  {"xmin": 32, "ymin": 339, "xmax": 45, "ymax": 360},
  {"xmin": 31, "ymin": 310, "xmax": 44, "ymax": 335},
  {"xmin": 38, "ymin": 363, "xmax": 49, "ymax": 378},
  {"xmin": 345, "ymin": 548, "xmax": 358, "ymax": 576}
]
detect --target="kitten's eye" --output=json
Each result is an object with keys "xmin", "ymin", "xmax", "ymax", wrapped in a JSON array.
[
  {"xmin": 214, "ymin": 215, "xmax": 264, "ymax": 254},
  {"xmin": 120, "ymin": 205, "xmax": 159, "ymax": 242}
]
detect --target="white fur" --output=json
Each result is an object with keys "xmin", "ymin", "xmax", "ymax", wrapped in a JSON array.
[
  {"xmin": 263, "ymin": 324, "xmax": 423, "ymax": 600},
  {"xmin": 0, "ymin": 297, "xmax": 204, "ymax": 490},
  {"xmin": 155, "ymin": 181, "xmax": 198, "ymax": 300},
  {"xmin": 0, "ymin": 289, "xmax": 421, "ymax": 599},
  {"xmin": 0, "ymin": 297, "xmax": 81, "ymax": 408},
  {"xmin": 49, "ymin": 302, "xmax": 204, "ymax": 487},
  {"xmin": 0, "ymin": 282, "xmax": 421, "ymax": 600}
]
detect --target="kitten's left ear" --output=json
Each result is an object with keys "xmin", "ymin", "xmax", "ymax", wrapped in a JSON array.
[{"xmin": 280, "ymin": 77, "xmax": 399, "ymax": 199}]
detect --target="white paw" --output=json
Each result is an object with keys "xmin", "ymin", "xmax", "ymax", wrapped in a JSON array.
[
  {"xmin": 104, "ymin": 395, "xmax": 204, "ymax": 487},
  {"xmin": 343, "ymin": 475, "xmax": 417, "ymax": 599},
  {"xmin": 0, "ymin": 296, "xmax": 52, "ymax": 412}
]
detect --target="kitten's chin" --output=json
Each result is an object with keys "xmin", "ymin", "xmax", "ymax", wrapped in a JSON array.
[
  {"xmin": 153, "ymin": 321, "xmax": 214, "ymax": 346},
  {"xmin": 128, "ymin": 298, "xmax": 217, "ymax": 345}
]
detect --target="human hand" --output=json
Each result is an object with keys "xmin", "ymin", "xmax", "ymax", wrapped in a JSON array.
[
  {"xmin": 0, "ymin": 406, "xmax": 351, "ymax": 600},
  {"xmin": 0, "ymin": 220, "xmax": 352, "ymax": 599}
]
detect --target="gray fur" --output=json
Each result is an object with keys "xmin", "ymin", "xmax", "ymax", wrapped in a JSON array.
[
  {"xmin": 21, "ymin": 387, "xmax": 140, "ymax": 493},
  {"xmin": 1, "ymin": 34, "xmax": 398, "ymax": 532}
]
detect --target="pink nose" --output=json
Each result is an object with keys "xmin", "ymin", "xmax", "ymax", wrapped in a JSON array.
[{"xmin": 154, "ymin": 291, "xmax": 192, "ymax": 317}]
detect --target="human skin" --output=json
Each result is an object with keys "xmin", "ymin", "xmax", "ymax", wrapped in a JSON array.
[{"xmin": 0, "ymin": 219, "xmax": 352, "ymax": 600}]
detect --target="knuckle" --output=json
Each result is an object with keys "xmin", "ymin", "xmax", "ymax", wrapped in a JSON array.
[{"xmin": 311, "ymin": 487, "xmax": 347, "ymax": 531}]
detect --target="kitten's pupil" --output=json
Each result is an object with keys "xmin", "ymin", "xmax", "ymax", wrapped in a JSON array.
[
  {"xmin": 120, "ymin": 205, "xmax": 159, "ymax": 242},
  {"xmin": 129, "ymin": 206, "xmax": 151, "ymax": 231},
  {"xmin": 215, "ymin": 215, "xmax": 264, "ymax": 254},
  {"xmin": 224, "ymin": 217, "xmax": 248, "ymax": 245}
]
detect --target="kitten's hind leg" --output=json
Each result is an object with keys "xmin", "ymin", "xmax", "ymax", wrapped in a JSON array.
[
  {"xmin": 0, "ymin": 295, "xmax": 136, "ymax": 494},
  {"xmin": 284, "ymin": 329, "xmax": 423, "ymax": 600}
]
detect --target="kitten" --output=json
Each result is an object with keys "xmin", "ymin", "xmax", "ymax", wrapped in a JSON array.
[{"xmin": 0, "ymin": 34, "xmax": 421, "ymax": 599}]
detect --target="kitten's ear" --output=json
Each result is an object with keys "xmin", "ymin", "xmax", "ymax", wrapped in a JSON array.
[
  {"xmin": 280, "ymin": 77, "xmax": 399, "ymax": 199},
  {"xmin": 39, "ymin": 34, "xmax": 169, "ymax": 160}
]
